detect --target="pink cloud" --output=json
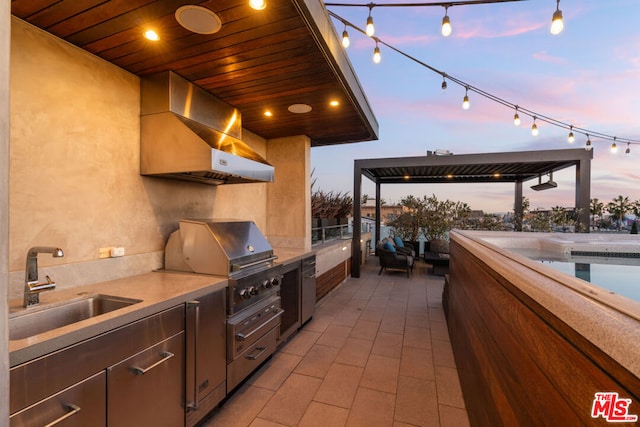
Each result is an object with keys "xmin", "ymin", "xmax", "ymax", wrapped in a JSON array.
[{"xmin": 532, "ymin": 50, "xmax": 568, "ymax": 65}]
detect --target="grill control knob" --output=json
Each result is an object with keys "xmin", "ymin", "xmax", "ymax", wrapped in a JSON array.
[
  {"xmin": 239, "ymin": 289, "xmax": 251, "ymax": 299},
  {"xmin": 263, "ymin": 279, "xmax": 272, "ymax": 289},
  {"xmin": 248, "ymin": 286, "xmax": 259, "ymax": 296},
  {"xmin": 271, "ymin": 276, "xmax": 281, "ymax": 287}
]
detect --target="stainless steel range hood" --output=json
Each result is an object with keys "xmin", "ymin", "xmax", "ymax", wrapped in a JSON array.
[{"xmin": 140, "ymin": 71, "xmax": 274, "ymax": 185}]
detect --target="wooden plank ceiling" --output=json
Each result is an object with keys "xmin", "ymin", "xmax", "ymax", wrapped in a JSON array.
[{"xmin": 11, "ymin": 0, "xmax": 377, "ymax": 146}]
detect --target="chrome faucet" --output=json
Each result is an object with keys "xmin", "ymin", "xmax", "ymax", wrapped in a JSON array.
[{"xmin": 24, "ymin": 246, "xmax": 64, "ymax": 307}]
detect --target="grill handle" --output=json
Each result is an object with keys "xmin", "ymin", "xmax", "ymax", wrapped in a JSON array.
[{"xmin": 231, "ymin": 256, "xmax": 279, "ymax": 272}]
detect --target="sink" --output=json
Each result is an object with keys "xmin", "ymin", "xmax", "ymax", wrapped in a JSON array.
[{"xmin": 9, "ymin": 294, "xmax": 142, "ymax": 341}]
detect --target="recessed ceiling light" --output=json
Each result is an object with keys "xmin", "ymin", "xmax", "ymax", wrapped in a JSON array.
[
  {"xmin": 175, "ymin": 5, "xmax": 222, "ymax": 35},
  {"xmin": 264, "ymin": 110, "xmax": 273, "ymax": 117},
  {"xmin": 144, "ymin": 30, "xmax": 159, "ymax": 41},
  {"xmin": 329, "ymin": 100, "xmax": 340, "ymax": 107},
  {"xmin": 288, "ymin": 104, "xmax": 312, "ymax": 114}
]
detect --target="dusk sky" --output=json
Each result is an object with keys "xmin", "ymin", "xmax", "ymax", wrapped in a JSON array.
[{"xmin": 310, "ymin": 0, "xmax": 640, "ymax": 213}]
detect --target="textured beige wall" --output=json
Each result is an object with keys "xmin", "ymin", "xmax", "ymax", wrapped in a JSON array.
[
  {"xmin": 266, "ymin": 136, "xmax": 311, "ymax": 249},
  {"xmin": 8, "ymin": 18, "xmax": 269, "ymax": 296},
  {"xmin": 2, "ymin": 1, "xmax": 11, "ymax": 422}
]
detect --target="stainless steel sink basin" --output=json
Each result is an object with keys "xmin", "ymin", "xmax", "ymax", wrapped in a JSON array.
[{"xmin": 9, "ymin": 294, "xmax": 142, "ymax": 341}]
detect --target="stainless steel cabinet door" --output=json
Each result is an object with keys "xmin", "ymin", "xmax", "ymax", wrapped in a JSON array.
[
  {"xmin": 107, "ymin": 332, "xmax": 185, "ymax": 427},
  {"xmin": 10, "ymin": 371, "xmax": 106, "ymax": 427}
]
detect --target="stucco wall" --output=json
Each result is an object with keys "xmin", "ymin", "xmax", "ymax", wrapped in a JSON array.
[{"xmin": 7, "ymin": 18, "xmax": 270, "ymax": 299}]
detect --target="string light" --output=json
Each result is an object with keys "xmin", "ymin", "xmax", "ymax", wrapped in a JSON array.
[
  {"xmin": 342, "ymin": 25, "xmax": 350, "ymax": 48},
  {"xmin": 611, "ymin": 137, "xmax": 618, "ymax": 153},
  {"xmin": 567, "ymin": 126, "xmax": 575, "ymax": 143},
  {"xmin": 625, "ymin": 143, "xmax": 631, "ymax": 157},
  {"xmin": 441, "ymin": 6, "xmax": 452, "ymax": 37},
  {"xmin": 550, "ymin": 0, "xmax": 564, "ymax": 35},
  {"xmin": 326, "ymin": 10, "xmax": 640, "ymax": 152},
  {"xmin": 365, "ymin": 6, "xmax": 375, "ymax": 37},
  {"xmin": 372, "ymin": 41, "xmax": 381, "ymax": 63},
  {"xmin": 462, "ymin": 87, "xmax": 470, "ymax": 110},
  {"xmin": 585, "ymin": 134, "xmax": 592, "ymax": 151}
]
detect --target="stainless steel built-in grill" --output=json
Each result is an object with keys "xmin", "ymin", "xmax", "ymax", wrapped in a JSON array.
[{"xmin": 164, "ymin": 219, "xmax": 283, "ymax": 391}]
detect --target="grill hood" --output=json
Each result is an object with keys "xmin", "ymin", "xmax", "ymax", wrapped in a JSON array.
[{"xmin": 140, "ymin": 71, "xmax": 274, "ymax": 185}]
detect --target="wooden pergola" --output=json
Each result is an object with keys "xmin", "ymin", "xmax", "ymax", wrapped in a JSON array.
[{"xmin": 351, "ymin": 148, "xmax": 593, "ymax": 277}]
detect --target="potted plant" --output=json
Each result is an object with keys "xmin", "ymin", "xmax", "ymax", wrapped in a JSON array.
[{"xmin": 388, "ymin": 195, "xmax": 424, "ymax": 254}]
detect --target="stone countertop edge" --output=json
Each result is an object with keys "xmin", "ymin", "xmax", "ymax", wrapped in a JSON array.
[{"xmin": 8, "ymin": 248, "xmax": 312, "ymax": 367}]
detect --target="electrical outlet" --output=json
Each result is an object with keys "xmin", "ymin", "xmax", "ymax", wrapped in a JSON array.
[
  {"xmin": 111, "ymin": 247, "xmax": 125, "ymax": 257},
  {"xmin": 98, "ymin": 247, "xmax": 112, "ymax": 259}
]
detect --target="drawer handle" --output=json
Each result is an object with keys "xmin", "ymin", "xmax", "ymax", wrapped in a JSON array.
[
  {"xmin": 236, "ymin": 308, "xmax": 283, "ymax": 342},
  {"xmin": 245, "ymin": 346, "xmax": 267, "ymax": 360},
  {"xmin": 44, "ymin": 403, "xmax": 81, "ymax": 427},
  {"xmin": 130, "ymin": 351, "xmax": 174, "ymax": 376}
]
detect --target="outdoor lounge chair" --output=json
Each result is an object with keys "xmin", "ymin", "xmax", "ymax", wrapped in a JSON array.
[{"xmin": 377, "ymin": 242, "xmax": 414, "ymax": 277}]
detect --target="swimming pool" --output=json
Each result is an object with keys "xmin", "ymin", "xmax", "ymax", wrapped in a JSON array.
[{"xmin": 509, "ymin": 247, "xmax": 640, "ymax": 302}]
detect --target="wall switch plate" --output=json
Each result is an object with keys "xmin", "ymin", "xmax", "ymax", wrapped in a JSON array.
[{"xmin": 111, "ymin": 247, "xmax": 125, "ymax": 257}]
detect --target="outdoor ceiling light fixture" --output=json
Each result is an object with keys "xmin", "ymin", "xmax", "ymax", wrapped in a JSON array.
[
  {"xmin": 249, "ymin": 0, "xmax": 266, "ymax": 10},
  {"xmin": 550, "ymin": 0, "xmax": 564, "ymax": 35},
  {"xmin": 441, "ymin": 6, "xmax": 452, "ymax": 37},
  {"xmin": 462, "ymin": 87, "xmax": 470, "ymax": 110},
  {"xmin": 366, "ymin": 6, "xmax": 375, "ymax": 36},
  {"xmin": 531, "ymin": 172, "xmax": 557, "ymax": 191}
]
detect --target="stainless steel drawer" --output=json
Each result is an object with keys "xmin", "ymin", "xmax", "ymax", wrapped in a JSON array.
[
  {"xmin": 227, "ymin": 325, "xmax": 278, "ymax": 392},
  {"xmin": 10, "ymin": 371, "xmax": 106, "ymax": 427},
  {"xmin": 107, "ymin": 331, "xmax": 184, "ymax": 427}
]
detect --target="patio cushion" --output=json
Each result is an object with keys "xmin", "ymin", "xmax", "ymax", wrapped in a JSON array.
[
  {"xmin": 384, "ymin": 240, "xmax": 396, "ymax": 252},
  {"xmin": 393, "ymin": 236, "xmax": 405, "ymax": 247}
]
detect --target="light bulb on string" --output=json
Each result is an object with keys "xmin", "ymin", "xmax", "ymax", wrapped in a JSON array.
[
  {"xmin": 441, "ymin": 76, "xmax": 447, "ymax": 91},
  {"xmin": 625, "ymin": 143, "xmax": 631, "ymax": 157},
  {"xmin": 372, "ymin": 41, "xmax": 381, "ymax": 64},
  {"xmin": 513, "ymin": 107, "xmax": 521, "ymax": 126},
  {"xmin": 441, "ymin": 6, "xmax": 452, "ymax": 37},
  {"xmin": 366, "ymin": 7, "xmax": 375, "ymax": 37},
  {"xmin": 342, "ymin": 25, "xmax": 350, "ymax": 48},
  {"xmin": 531, "ymin": 117, "xmax": 539, "ymax": 136},
  {"xmin": 611, "ymin": 137, "xmax": 618, "ymax": 153},
  {"xmin": 585, "ymin": 134, "xmax": 592, "ymax": 151},
  {"xmin": 568, "ymin": 126, "xmax": 575, "ymax": 143},
  {"xmin": 462, "ymin": 87, "xmax": 470, "ymax": 110},
  {"xmin": 550, "ymin": 0, "xmax": 564, "ymax": 35}
]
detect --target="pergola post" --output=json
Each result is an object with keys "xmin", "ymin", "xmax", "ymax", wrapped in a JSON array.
[
  {"xmin": 352, "ymin": 161, "xmax": 362, "ymax": 277},
  {"xmin": 514, "ymin": 180, "xmax": 523, "ymax": 231},
  {"xmin": 575, "ymin": 156, "xmax": 591, "ymax": 233}
]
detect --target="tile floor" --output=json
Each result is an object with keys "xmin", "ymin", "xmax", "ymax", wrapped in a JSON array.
[{"xmin": 200, "ymin": 258, "xmax": 470, "ymax": 427}]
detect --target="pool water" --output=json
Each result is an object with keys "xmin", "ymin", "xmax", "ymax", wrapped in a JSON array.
[{"xmin": 537, "ymin": 259, "xmax": 640, "ymax": 302}]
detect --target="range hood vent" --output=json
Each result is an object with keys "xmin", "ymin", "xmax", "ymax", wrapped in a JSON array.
[{"xmin": 140, "ymin": 71, "xmax": 274, "ymax": 185}]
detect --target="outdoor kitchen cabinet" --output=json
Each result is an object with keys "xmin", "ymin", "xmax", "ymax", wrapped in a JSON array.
[{"xmin": 10, "ymin": 304, "xmax": 186, "ymax": 427}]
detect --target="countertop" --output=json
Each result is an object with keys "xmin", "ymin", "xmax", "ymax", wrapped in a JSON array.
[{"xmin": 9, "ymin": 247, "xmax": 313, "ymax": 367}]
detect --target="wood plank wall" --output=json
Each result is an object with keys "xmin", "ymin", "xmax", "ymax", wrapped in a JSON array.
[
  {"xmin": 316, "ymin": 260, "xmax": 349, "ymax": 301},
  {"xmin": 447, "ymin": 239, "xmax": 640, "ymax": 426}
]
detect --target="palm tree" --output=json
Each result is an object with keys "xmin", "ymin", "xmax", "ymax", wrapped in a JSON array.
[
  {"xmin": 607, "ymin": 195, "xmax": 631, "ymax": 231},
  {"xmin": 590, "ymin": 198, "xmax": 604, "ymax": 231}
]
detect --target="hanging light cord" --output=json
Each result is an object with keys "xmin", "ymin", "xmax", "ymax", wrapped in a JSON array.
[{"xmin": 327, "ymin": 10, "xmax": 640, "ymax": 147}]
